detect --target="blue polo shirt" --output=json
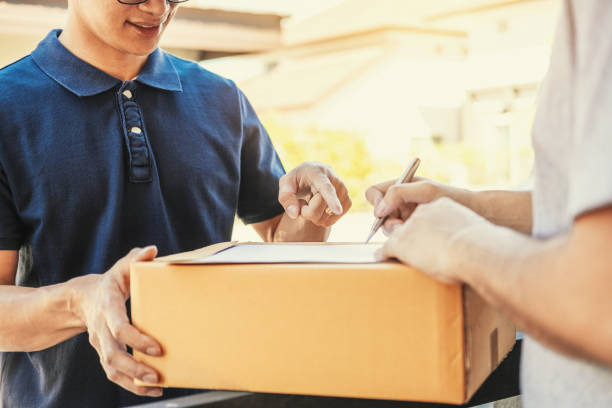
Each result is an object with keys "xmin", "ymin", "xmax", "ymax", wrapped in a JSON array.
[{"xmin": 0, "ymin": 30, "xmax": 285, "ymax": 407}]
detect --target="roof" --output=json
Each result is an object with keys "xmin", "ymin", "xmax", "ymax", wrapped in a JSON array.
[
  {"xmin": 185, "ymin": 0, "xmax": 289, "ymax": 19},
  {"xmin": 239, "ymin": 46, "xmax": 386, "ymax": 111},
  {"xmin": 237, "ymin": 23, "xmax": 468, "ymax": 112},
  {"xmin": 285, "ymin": 0, "xmax": 542, "ymax": 44}
]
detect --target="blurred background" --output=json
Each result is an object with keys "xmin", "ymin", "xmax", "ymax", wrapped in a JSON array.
[{"xmin": 0, "ymin": 0, "xmax": 561, "ymax": 242}]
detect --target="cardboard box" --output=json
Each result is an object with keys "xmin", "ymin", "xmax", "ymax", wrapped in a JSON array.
[{"xmin": 131, "ymin": 242, "xmax": 515, "ymax": 404}]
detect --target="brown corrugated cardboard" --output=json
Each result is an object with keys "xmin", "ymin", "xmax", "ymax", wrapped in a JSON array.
[{"xmin": 131, "ymin": 242, "xmax": 515, "ymax": 404}]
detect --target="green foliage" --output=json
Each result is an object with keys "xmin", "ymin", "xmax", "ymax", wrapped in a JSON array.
[{"xmin": 263, "ymin": 117, "xmax": 377, "ymax": 211}]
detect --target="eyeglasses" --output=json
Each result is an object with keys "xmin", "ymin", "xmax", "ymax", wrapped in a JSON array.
[{"xmin": 117, "ymin": 0, "xmax": 189, "ymax": 4}]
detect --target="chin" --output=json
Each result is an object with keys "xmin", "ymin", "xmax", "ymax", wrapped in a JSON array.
[
  {"xmin": 122, "ymin": 41, "xmax": 159, "ymax": 57},
  {"xmin": 131, "ymin": 46, "xmax": 158, "ymax": 56},
  {"xmin": 113, "ymin": 29, "xmax": 163, "ymax": 56}
]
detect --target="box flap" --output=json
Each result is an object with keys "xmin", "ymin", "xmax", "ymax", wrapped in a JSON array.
[
  {"xmin": 177, "ymin": 242, "xmax": 383, "ymax": 264},
  {"xmin": 154, "ymin": 241, "xmax": 237, "ymax": 263},
  {"xmin": 156, "ymin": 242, "xmax": 384, "ymax": 265}
]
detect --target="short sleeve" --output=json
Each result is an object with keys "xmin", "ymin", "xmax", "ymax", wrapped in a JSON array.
[
  {"xmin": 567, "ymin": 1, "xmax": 612, "ymax": 218},
  {"xmin": 236, "ymin": 89, "xmax": 286, "ymax": 224},
  {"xmin": 0, "ymin": 165, "xmax": 25, "ymax": 249}
]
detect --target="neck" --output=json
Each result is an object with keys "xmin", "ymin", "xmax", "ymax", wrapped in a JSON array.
[{"xmin": 59, "ymin": 18, "xmax": 148, "ymax": 81}]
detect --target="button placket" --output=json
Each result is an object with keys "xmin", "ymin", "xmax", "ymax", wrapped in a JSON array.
[{"xmin": 117, "ymin": 81, "xmax": 153, "ymax": 183}]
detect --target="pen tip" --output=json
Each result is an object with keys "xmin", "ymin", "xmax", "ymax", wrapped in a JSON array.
[{"xmin": 365, "ymin": 231, "xmax": 375, "ymax": 244}]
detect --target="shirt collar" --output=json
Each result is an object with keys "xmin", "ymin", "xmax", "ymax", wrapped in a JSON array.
[{"xmin": 31, "ymin": 29, "xmax": 182, "ymax": 97}]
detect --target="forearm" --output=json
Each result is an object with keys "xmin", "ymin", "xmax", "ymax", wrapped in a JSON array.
[
  {"xmin": 0, "ymin": 279, "xmax": 86, "ymax": 352},
  {"xmin": 457, "ymin": 189, "xmax": 532, "ymax": 234},
  {"xmin": 458, "ymin": 222, "xmax": 612, "ymax": 365},
  {"xmin": 271, "ymin": 213, "xmax": 330, "ymax": 242}
]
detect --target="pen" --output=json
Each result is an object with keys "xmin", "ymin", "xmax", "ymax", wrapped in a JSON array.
[{"xmin": 365, "ymin": 157, "xmax": 421, "ymax": 243}]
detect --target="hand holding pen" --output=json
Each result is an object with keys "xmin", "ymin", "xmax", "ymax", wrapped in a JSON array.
[{"xmin": 365, "ymin": 158, "xmax": 421, "ymax": 242}]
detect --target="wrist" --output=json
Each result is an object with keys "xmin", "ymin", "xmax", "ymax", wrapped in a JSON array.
[
  {"xmin": 64, "ymin": 274, "xmax": 98, "ymax": 329},
  {"xmin": 452, "ymin": 186, "xmax": 481, "ymax": 216},
  {"xmin": 447, "ymin": 222, "xmax": 487, "ymax": 285},
  {"xmin": 451, "ymin": 221, "xmax": 526, "ymax": 288},
  {"xmin": 275, "ymin": 213, "xmax": 330, "ymax": 242}
]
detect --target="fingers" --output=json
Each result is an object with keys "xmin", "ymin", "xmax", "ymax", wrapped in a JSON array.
[
  {"xmin": 374, "ymin": 247, "xmax": 386, "ymax": 261},
  {"xmin": 309, "ymin": 172, "xmax": 343, "ymax": 215},
  {"xmin": 365, "ymin": 177, "xmax": 426, "ymax": 206},
  {"xmin": 91, "ymin": 325, "xmax": 162, "ymax": 397},
  {"xmin": 280, "ymin": 162, "xmax": 351, "ymax": 225},
  {"xmin": 106, "ymin": 246, "xmax": 162, "ymax": 357},
  {"xmin": 82, "ymin": 247, "xmax": 165, "ymax": 397},
  {"xmin": 98, "ymin": 284, "xmax": 163, "ymax": 395},
  {"xmin": 377, "ymin": 198, "xmax": 478, "ymax": 285},
  {"xmin": 301, "ymin": 192, "xmax": 326, "ymax": 221},
  {"xmin": 374, "ymin": 182, "xmax": 437, "ymax": 218},
  {"xmin": 106, "ymin": 368, "xmax": 162, "ymax": 397},
  {"xmin": 334, "ymin": 183, "xmax": 352, "ymax": 221},
  {"xmin": 376, "ymin": 222, "xmax": 411, "ymax": 263},
  {"xmin": 365, "ymin": 186, "xmax": 383, "ymax": 208},
  {"xmin": 365, "ymin": 179, "xmax": 396, "ymax": 207},
  {"xmin": 374, "ymin": 234, "xmax": 399, "ymax": 262},
  {"xmin": 382, "ymin": 218, "xmax": 404, "ymax": 236},
  {"xmin": 106, "ymin": 312, "xmax": 161, "ymax": 356},
  {"xmin": 278, "ymin": 173, "xmax": 300, "ymax": 219},
  {"xmin": 300, "ymin": 171, "xmax": 352, "ymax": 227},
  {"xmin": 301, "ymin": 193, "xmax": 337, "ymax": 227}
]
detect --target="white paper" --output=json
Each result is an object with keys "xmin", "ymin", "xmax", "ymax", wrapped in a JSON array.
[{"xmin": 189, "ymin": 243, "xmax": 383, "ymax": 264}]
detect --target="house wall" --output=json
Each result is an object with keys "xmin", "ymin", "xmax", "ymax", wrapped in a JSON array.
[
  {"xmin": 0, "ymin": 33, "xmax": 43, "ymax": 68},
  {"xmin": 242, "ymin": 31, "xmax": 468, "ymax": 162},
  {"xmin": 441, "ymin": 0, "xmax": 560, "ymax": 186},
  {"xmin": 308, "ymin": 48, "xmax": 466, "ymax": 161}
]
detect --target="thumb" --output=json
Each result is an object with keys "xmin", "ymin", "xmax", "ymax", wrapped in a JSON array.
[
  {"xmin": 113, "ymin": 246, "xmax": 158, "ymax": 294},
  {"xmin": 132, "ymin": 245, "xmax": 158, "ymax": 262}
]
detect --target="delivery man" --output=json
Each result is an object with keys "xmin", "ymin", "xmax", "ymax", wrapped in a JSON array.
[
  {"xmin": 0, "ymin": 0, "xmax": 351, "ymax": 406},
  {"xmin": 368, "ymin": 1, "xmax": 612, "ymax": 407}
]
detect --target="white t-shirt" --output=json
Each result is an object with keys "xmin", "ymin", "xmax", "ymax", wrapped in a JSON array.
[{"xmin": 525, "ymin": 0, "xmax": 612, "ymax": 406}]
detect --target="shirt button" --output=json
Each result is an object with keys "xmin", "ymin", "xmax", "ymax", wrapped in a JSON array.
[
  {"xmin": 122, "ymin": 90, "xmax": 133, "ymax": 99},
  {"xmin": 130, "ymin": 127, "xmax": 142, "ymax": 134}
]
